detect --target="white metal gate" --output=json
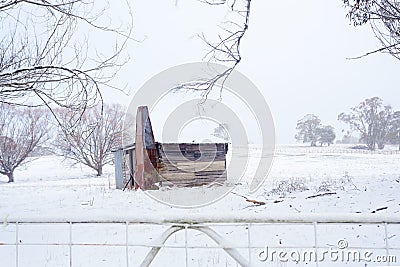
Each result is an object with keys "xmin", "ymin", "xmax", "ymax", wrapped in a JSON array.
[{"xmin": 1, "ymin": 214, "xmax": 399, "ymax": 266}]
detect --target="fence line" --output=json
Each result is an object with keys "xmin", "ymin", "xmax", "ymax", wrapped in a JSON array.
[
  {"xmin": 274, "ymin": 148, "xmax": 400, "ymax": 155},
  {"xmin": 1, "ymin": 213, "xmax": 400, "ymax": 267},
  {"xmin": 231, "ymin": 145, "xmax": 400, "ymax": 155}
]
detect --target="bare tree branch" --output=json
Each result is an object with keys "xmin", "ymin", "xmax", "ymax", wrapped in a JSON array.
[
  {"xmin": 0, "ymin": 0, "xmax": 133, "ymax": 126},
  {"xmin": 344, "ymin": 0, "xmax": 400, "ymax": 60},
  {"xmin": 175, "ymin": 0, "xmax": 252, "ymax": 99}
]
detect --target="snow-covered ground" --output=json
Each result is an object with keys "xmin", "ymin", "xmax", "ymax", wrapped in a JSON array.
[{"xmin": 0, "ymin": 145, "xmax": 399, "ymax": 266}]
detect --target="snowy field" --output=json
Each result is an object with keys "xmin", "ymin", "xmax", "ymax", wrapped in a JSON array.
[{"xmin": 0, "ymin": 144, "xmax": 399, "ymax": 266}]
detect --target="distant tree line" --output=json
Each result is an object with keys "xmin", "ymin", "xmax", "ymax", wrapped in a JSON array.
[{"xmin": 295, "ymin": 97, "xmax": 400, "ymax": 151}]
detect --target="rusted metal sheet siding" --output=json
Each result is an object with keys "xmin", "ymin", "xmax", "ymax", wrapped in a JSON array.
[{"xmin": 134, "ymin": 106, "xmax": 160, "ymax": 190}]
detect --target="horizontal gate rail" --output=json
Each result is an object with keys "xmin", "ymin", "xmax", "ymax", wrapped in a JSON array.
[
  {"xmin": 3, "ymin": 213, "xmax": 400, "ymax": 224},
  {"xmin": 1, "ymin": 213, "xmax": 399, "ymax": 267}
]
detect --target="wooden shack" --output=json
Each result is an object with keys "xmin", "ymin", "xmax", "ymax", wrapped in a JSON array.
[{"xmin": 114, "ymin": 106, "xmax": 228, "ymax": 190}]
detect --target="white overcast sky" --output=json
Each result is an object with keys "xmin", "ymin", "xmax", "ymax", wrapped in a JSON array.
[{"xmin": 100, "ymin": 0, "xmax": 400, "ymax": 144}]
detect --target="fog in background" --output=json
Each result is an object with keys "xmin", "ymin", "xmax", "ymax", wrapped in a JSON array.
[{"xmin": 100, "ymin": 0, "xmax": 400, "ymax": 144}]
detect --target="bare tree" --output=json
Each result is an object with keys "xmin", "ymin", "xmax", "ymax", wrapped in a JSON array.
[
  {"xmin": 343, "ymin": 0, "xmax": 400, "ymax": 59},
  {"xmin": 0, "ymin": 103, "xmax": 50, "ymax": 182},
  {"xmin": 338, "ymin": 96, "xmax": 392, "ymax": 150},
  {"xmin": 0, "ymin": 0, "xmax": 132, "ymax": 125},
  {"xmin": 175, "ymin": 0, "xmax": 252, "ymax": 98},
  {"xmin": 55, "ymin": 103, "xmax": 125, "ymax": 176}
]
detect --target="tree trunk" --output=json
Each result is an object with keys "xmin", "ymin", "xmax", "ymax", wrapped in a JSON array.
[
  {"xmin": 97, "ymin": 167, "xmax": 103, "ymax": 176},
  {"xmin": 398, "ymin": 135, "xmax": 400, "ymax": 151},
  {"xmin": 367, "ymin": 140, "xmax": 375, "ymax": 151},
  {"xmin": 378, "ymin": 142, "xmax": 385, "ymax": 150},
  {"xmin": 311, "ymin": 140, "xmax": 316, "ymax": 147},
  {"xmin": 7, "ymin": 172, "xmax": 14, "ymax": 183}
]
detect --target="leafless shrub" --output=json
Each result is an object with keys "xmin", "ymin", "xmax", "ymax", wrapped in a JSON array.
[
  {"xmin": 316, "ymin": 172, "xmax": 358, "ymax": 192},
  {"xmin": 268, "ymin": 178, "xmax": 309, "ymax": 197}
]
